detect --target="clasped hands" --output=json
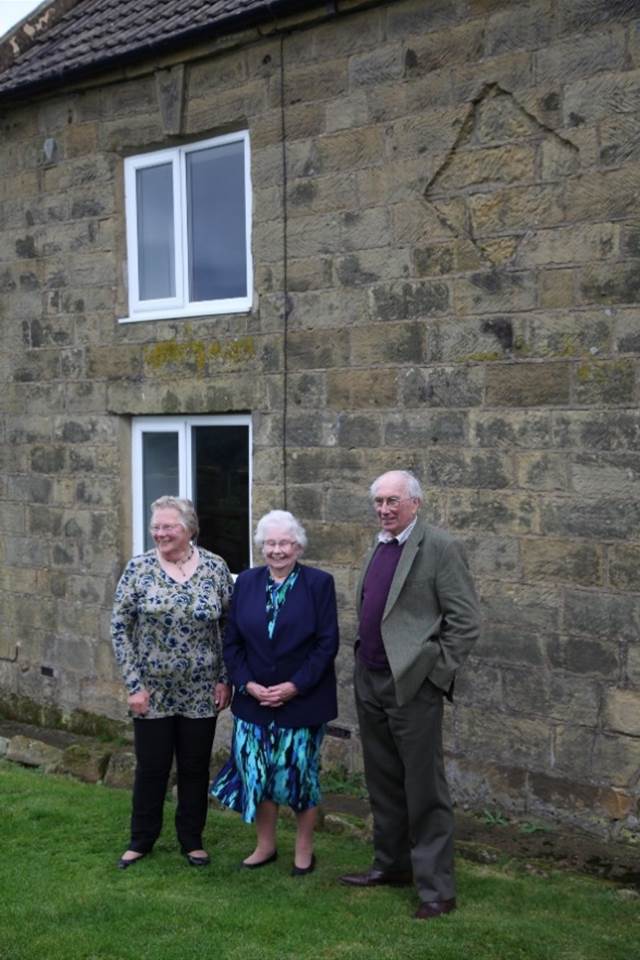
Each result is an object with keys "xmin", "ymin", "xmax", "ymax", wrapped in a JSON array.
[{"xmin": 246, "ymin": 680, "xmax": 298, "ymax": 708}]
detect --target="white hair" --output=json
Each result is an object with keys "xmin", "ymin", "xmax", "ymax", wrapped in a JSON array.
[
  {"xmin": 369, "ymin": 470, "xmax": 423, "ymax": 501},
  {"xmin": 150, "ymin": 496, "xmax": 199, "ymax": 537},
  {"xmin": 254, "ymin": 509, "xmax": 308, "ymax": 552}
]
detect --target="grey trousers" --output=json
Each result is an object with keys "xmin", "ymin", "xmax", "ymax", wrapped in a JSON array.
[{"xmin": 354, "ymin": 659, "xmax": 455, "ymax": 902}]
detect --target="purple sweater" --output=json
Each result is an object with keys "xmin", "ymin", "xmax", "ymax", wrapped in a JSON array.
[{"xmin": 358, "ymin": 540, "xmax": 403, "ymax": 670}]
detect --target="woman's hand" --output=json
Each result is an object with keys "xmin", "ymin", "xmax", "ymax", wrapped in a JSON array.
[
  {"xmin": 128, "ymin": 689, "xmax": 150, "ymax": 716},
  {"xmin": 247, "ymin": 680, "xmax": 298, "ymax": 709},
  {"xmin": 214, "ymin": 682, "xmax": 231, "ymax": 711}
]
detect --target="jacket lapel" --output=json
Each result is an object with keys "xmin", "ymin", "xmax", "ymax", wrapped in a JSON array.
[
  {"xmin": 382, "ymin": 520, "xmax": 424, "ymax": 619},
  {"xmin": 356, "ymin": 545, "xmax": 377, "ymax": 616}
]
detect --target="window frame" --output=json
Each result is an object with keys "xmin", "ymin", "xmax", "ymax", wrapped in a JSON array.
[
  {"xmin": 131, "ymin": 414, "xmax": 253, "ymax": 571},
  {"xmin": 122, "ymin": 131, "xmax": 253, "ymax": 323}
]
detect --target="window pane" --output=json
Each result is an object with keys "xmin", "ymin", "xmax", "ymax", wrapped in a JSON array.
[
  {"xmin": 142, "ymin": 432, "xmax": 179, "ymax": 550},
  {"xmin": 136, "ymin": 164, "xmax": 176, "ymax": 300},
  {"xmin": 192, "ymin": 425, "xmax": 249, "ymax": 571},
  {"xmin": 186, "ymin": 141, "xmax": 247, "ymax": 302}
]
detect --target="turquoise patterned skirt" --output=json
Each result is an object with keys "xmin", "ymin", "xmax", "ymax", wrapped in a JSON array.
[{"xmin": 210, "ymin": 718, "xmax": 325, "ymax": 823}]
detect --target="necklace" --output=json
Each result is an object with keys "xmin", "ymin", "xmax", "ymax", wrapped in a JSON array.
[{"xmin": 160, "ymin": 544, "xmax": 194, "ymax": 577}]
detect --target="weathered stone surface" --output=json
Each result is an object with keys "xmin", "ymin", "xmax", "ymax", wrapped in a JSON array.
[
  {"xmin": 59, "ymin": 742, "xmax": 111, "ymax": 782},
  {"xmin": 103, "ymin": 751, "xmax": 136, "ymax": 789},
  {"xmin": 2, "ymin": 0, "xmax": 640, "ymax": 841},
  {"xmin": 6, "ymin": 735, "xmax": 63, "ymax": 770},
  {"xmin": 604, "ymin": 689, "xmax": 640, "ymax": 737}
]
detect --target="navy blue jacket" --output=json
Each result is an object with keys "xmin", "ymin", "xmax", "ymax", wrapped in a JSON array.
[{"xmin": 224, "ymin": 564, "xmax": 339, "ymax": 728}]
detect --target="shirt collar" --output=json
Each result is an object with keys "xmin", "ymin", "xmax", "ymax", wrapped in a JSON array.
[{"xmin": 377, "ymin": 517, "xmax": 417, "ymax": 545}]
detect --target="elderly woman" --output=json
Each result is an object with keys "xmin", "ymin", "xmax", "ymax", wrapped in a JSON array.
[
  {"xmin": 211, "ymin": 510, "xmax": 339, "ymax": 876},
  {"xmin": 111, "ymin": 496, "xmax": 234, "ymax": 869}
]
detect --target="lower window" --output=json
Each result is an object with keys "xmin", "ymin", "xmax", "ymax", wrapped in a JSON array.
[{"xmin": 132, "ymin": 415, "xmax": 252, "ymax": 573}]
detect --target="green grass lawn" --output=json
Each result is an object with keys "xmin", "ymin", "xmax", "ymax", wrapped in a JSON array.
[{"xmin": 1, "ymin": 760, "xmax": 637, "ymax": 960}]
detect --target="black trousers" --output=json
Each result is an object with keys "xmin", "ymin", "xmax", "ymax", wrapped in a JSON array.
[
  {"xmin": 355, "ymin": 660, "xmax": 455, "ymax": 902},
  {"xmin": 129, "ymin": 715, "xmax": 216, "ymax": 854}
]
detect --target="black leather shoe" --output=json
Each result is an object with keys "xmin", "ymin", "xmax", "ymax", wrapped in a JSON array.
[
  {"xmin": 414, "ymin": 898, "xmax": 457, "ymax": 920},
  {"xmin": 184, "ymin": 852, "xmax": 210, "ymax": 867},
  {"xmin": 339, "ymin": 868, "xmax": 413, "ymax": 887},
  {"xmin": 291, "ymin": 854, "xmax": 316, "ymax": 877},
  {"xmin": 242, "ymin": 850, "xmax": 278, "ymax": 869},
  {"xmin": 116, "ymin": 852, "xmax": 146, "ymax": 870}
]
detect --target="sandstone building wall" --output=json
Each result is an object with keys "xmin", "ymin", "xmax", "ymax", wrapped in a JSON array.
[{"xmin": 0, "ymin": 0, "xmax": 639, "ymax": 837}]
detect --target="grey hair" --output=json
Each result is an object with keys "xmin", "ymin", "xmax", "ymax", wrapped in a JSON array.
[
  {"xmin": 369, "ymin": 470, "xmax": 423, "ymax": 501},
  {"xmin": 150, "ymin": 496, "xmax": 199, "ymax": 538},
  {"xmin": 254, "ymin": 509, "xmax": 308, "ymax": 552}
]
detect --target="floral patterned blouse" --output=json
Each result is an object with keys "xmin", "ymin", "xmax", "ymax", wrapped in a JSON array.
[{"xmin": 111, "ymin": 548, "xmax": 234, "ymax": 720}]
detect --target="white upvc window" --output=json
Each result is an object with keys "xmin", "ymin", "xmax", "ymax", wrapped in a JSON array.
[
  {"xmin": 132, "ymin": 415, "xmax": 252, "ymax": 573},
  {"xmin": 122, "ymin": 131, "xmax": 252, "ymax": 323}
]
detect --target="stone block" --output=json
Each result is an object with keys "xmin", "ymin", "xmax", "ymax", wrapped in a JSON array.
[
  {"xmin": 604, "ymin": 688, "xmax": 640, "ymax": 737},
  {"xmin": 286, "ymin": 328, "xmax": 350, "ymax": 370},
  {"xmin": 386, "ymin": 0, "xmax": 459, "ymax": 38},
  {"xmin": 484, "ymin": 2, "xmax": 554, "ymax": 57},
  {"xmin": 426, "ymin": 449, "xmax": 512, "ymax": 489},
  {"xmin": 481, "ymin": 582, "xmax": 561, "ymax": 632},
  {"xmin": 564, "ymin": 636, "xmax": 619, "ymax": 680},
  {"xmin": 503, "ymin": 667, "xmax": 601, "ymax": 725},
  {"xmin": 452, "ymin": 51, "xmax": 534, "ymax": 104},
  {"xmin": 579, "ymin": 262, "xmax": 640, "ymax": 306},
  {"xmin": 536, "ymin": 27, "xmax": 626, "ymax": 85},
  {"xmin": 103, "ymin": 750, "xmax": 136, "ymax": 789},
  {"xmin": 283, "ymin": 57, "xmax": 348, "ymax": 104},
  {"xmin": 516, "ymin": 224, "xmax": 618, "ymax": 270},
  {"xmin": 370, "ymin": 280, "xmax": 450, "ymax": 321},
  {"xmin": 286, "ymin": 172, "xmax": 357, "ymax": 217},
  {"xmin": 326, "ymin": 369, "xmax": 397, "ymax": 408},
  {"xmin": 447, "ymin": 491, "xmax": 538, "ymax": 535},
  {"xmin": 565, "ymin": 166, "xmax": 640, "ymax": 222},
  {"xmin": 551, "ymin": 724, "xmax": 596, "ymax": 779},
  {"xmin": 454, "ymin": 704, "xmax": 551, "ymax": 768},
  {"xmin": 515, "ymin": 452, "xmax": 569, "ymax": 491},
  {"xmin": 429, "ymin": 316, "xmax": 525, "ymax": 363},
  {"xmin": 384, "ymin": 410, "xmax": 467, "ymax": 447},
  {"xmin": 541, "ymin": 496, "xmax": 640, "ymax": 540},
  {"xmin": 460, "ymin": 534, "xmax": 520, "ymax": 578},
  {"xmin": 552, "ymin": 410, "xmax": 640, "ymax": 452},
  {"xmin": 523, "ymin": 310, "xmax": 612, "ymax": 359},
  {"xmin": 400, "ymin": 365, "xmax": 483, "ymax": 407},
  {"xmin": 335, "ymin": 413, "xmax": 382, "ymax": 447},
  {"xmin": 60, "ymin": 742, "xmax": 112, "ymax": 783},
  {"xmin": 563, "ymin": 589, "xmax": 639, "ymax": 643},
  {"xmin": 592, "ymin": 734, "xmax": 640, "ymax": 787},
  {"xmin": 435, "ymin": 143, "xmax": 537, "ymax": 194},
  {"xmin": 285, "ymin": 257, "xmax": 332, "ymax": 293},
  {"xmin": 453, "ymin": 270, "xmax": 536, "ymax": 315},
  {"xmin": 469, "ymin": 184, "xmax": 565, "ymax": 235},
  {"xmin": 6, "ymin": 735, "xmax": 63, "ymax": 770},
  {"xmin": 388, "ymin": 107, "xmax": 464, "ymax": 161},
  {"xmin": 522, "ymin": 538, "xmax": 603, "ymax": 586},
  {"xmin": 571, "ymin": 451, "xmax": 640, "ymax": 496},
  {"xmin": 486, "ymin": 363, "xmax": 570, "ymax": 406},
  {"xmin": 608, "ymin": 544, "xmax": 640, "ymax": 591},
  {"xmin": 405, "ymin": 20, "xmax": 484, "ymax": 74},
  {"xmin": 349, "ymin": 44, "xmax": 404, "ymax": 86}
]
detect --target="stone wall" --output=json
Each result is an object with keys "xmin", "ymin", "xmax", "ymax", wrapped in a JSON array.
[{"xmin": 1, "ymin": 0, "xmax": 639, "ymax": 837}]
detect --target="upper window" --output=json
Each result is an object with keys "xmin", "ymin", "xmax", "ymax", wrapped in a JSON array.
[{"xmin": 122, "ymin": 132, "xmax": 252, "ymax": 322}]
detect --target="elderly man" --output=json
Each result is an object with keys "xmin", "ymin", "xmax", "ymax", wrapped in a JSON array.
[{"xmin": 340, "ymin": 470, "xmax": 480, "ymax": 920}]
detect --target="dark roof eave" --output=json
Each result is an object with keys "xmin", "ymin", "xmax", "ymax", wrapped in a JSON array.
[{"xmin": 0, "ymin": 0, "xmax": 333, "ymax": 103}]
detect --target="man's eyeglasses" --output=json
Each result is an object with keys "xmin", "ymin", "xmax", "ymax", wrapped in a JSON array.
[
  {"xmin": 372, "ymin": 497, "xmax": 414, "ymax": 509},
  {"xmin": 150, "ymin": 523, "xmax": 183, "ymax": 534}
]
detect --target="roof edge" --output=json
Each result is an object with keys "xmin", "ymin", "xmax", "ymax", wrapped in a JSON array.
[
  {"xmin": 0, "ymin": 0, "xmax": 84, "ymax": 72},
  {"xmin": 0, "ymin": 0, "xmax": 340, "ymax": 102}
]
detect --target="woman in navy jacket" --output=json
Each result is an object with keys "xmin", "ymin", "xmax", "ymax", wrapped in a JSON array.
[{"xmin": 211, "ymin": 510, "xmax": 339, "ymax": 875}]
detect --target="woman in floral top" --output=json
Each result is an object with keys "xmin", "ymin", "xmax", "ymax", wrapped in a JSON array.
[{"xmin": 111, "ymin": 496, "xmax": 234, "ymax": 870}]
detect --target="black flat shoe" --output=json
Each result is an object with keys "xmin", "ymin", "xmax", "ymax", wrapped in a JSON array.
[
  {"xmin": 117, "ymin": 852, "xmax": 146, "ymax": 870},
  {"xmin": 291, "ymin": 854, "xmax": 316, "ymax": 877},
  {"xmin": 242, "ymin": 850, "xmax": 278, "ymax": 870},
  {"xmin": 184, "ymin": 852, "xmax": 210, "ymax": 867}
]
